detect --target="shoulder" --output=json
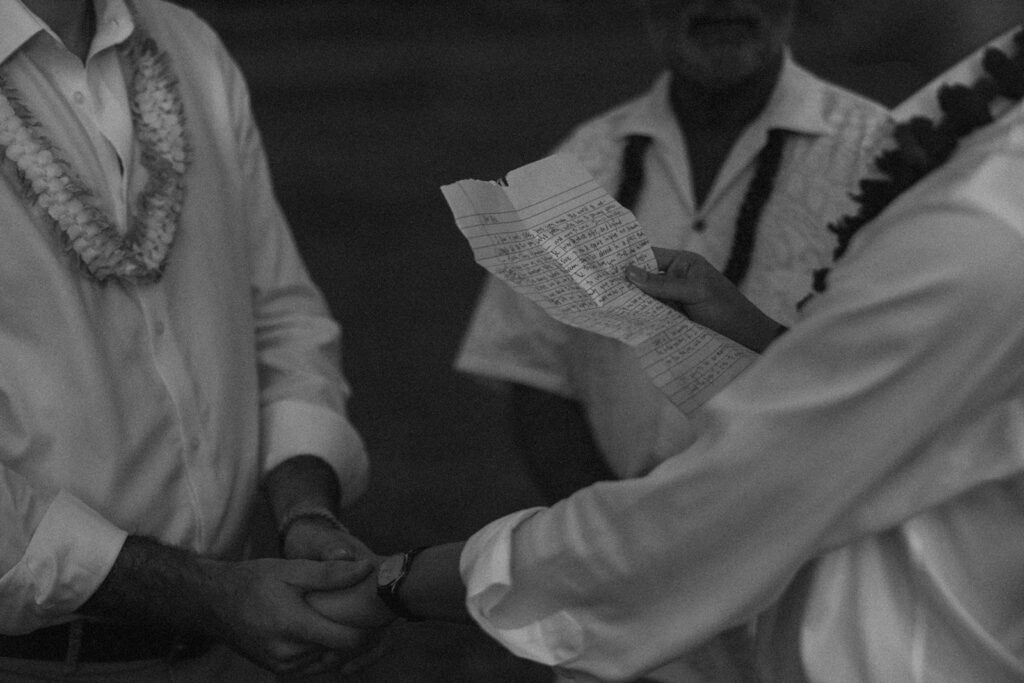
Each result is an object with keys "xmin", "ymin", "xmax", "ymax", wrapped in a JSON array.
[
  {"xmin": 853, "ymin": 119, "xmax": 1024, "ymax": 298},
  {"xmin": 130, "ymin": 0, "xmax": 249, "ymax": 113},
  {"xmin": 781, "ymin": 65, "xmax": 894, "ymax": 187},
  {"xmin": 130, "ymin": 0, "xmax": 234, "ymax": 69},
  {"xmin": 808, "ymin": 69, "xmax": 891, "ymax": 138},
  {"xmin": 559, "ymin": 93, "xmax": 647, "ymax": 148},
  {"xmin": 555, "ymin": 88, "xmax": 654, "ymax": 183},
  {"xmin": 131, "ymin": 0, "xmax": 218, "ymax": 36}
]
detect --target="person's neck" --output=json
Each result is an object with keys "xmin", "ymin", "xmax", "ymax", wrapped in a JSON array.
[
  {"xmin": 21, "ymin": 0, "xmax": 95, "ymax": 63},
  {"xmin": 670, "ymin": 54, "xmax": 783, "ymax": 135}
]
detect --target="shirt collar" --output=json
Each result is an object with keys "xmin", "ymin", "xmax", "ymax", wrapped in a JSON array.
[
  {"xmin": 0, "ymin": 2, "xmax": 48, "ymax": 65},
  {"xmin": 92, "ymin": 0, "xmax": 135, "ymax": 54},
  {"xmin": 619, "ymin": 51, "xmax": 836, "ymax": 144},
  {"xmin": 759, "ymin": 53, "xmax": 838, "ymax": 137},
  {"xmin": 0, "ymin": 0, "xmax": 135, "ymax": 66}
]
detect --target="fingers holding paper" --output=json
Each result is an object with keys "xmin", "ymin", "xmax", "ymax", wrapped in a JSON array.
[{"xmin": 626, "ymin": 248, "xmax": 785, "ymax": 353}]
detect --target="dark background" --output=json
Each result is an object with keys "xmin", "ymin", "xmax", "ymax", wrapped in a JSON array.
[
  {"xmin": 177, "ymin": 2, "xmax": 934, "ymax": 680},
  {"xmin": 198, "ymin": 3, "xmax": 659, "ymax": 679}
]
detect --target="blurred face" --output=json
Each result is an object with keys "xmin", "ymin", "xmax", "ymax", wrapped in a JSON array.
[{"xmin": 641, "ymin": 0, "xmax": 797, "ymax": 89}]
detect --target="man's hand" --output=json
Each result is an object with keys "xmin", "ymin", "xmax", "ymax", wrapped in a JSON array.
[
  {"xmin": 262, "ymin": 454, "xmax": 370, "ymax": 564},
  {"xmin": 79, "ymin": 536, "xmax": 380, "ymax": 676},
  {"xmin": 297, "ymin": 551, "xmax": 396, "ymax": 675},
  {"xmin": 626, "ymin": 248, "xmax": 785, "ymax": 353},
  {"xmin": 202, "ymin": 555, "xmax": 378, "ymax": 676},
  {"xmin": 304, "ymin": 556, "xmax": 397, "ymax": 630},
  {"xmin": 278, "ymin": 512, "xmax": 393, "ymax": 675}
]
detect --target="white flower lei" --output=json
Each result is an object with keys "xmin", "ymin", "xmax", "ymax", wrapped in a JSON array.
[{"xmin": 0, "ymin": 18, "xmax": 189, "ymax": 284}]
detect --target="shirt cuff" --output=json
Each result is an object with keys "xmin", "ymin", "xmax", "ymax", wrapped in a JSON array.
[
  {"xmin": 261, "ymin": 400, "xmax": 369, "ymax": 507},
  {"xmin": 0, "ymin": 490, "xmax": 127, "ymax": 634},
  {"xmin": 461, "ymin": 508, "xmax": 585, "ymax": 667}
]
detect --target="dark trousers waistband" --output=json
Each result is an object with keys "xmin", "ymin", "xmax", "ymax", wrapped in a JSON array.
[{"xmin": 0, "ymin": 621, "xmax": 210, "ymax": 664}]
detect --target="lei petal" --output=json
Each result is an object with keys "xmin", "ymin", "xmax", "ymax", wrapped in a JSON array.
[
  {"xmin": 0, "ymin": 8, "xmax": 189, "ymax": 285},
  {"xmin": 803, "ymin": 29, "xmax": 1024, "ymax": 304}
]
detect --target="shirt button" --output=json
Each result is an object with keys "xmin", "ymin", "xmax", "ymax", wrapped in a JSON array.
[
  {"xmin": 72, "ymin": 91, "xmax": 85, "ymax": 104},
  {"xmin": 153, "ymin": 321, "xmax": 165, "ymax": 335},
  {"xmin": 693, "ymin": 219, "xmax": 707, "ymax": 232},
  {"xmin": 189, "ymin": 437, "xmax": 201, "ymax": 451}
]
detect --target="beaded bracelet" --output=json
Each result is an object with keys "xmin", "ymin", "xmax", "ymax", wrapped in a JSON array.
[{"xmin": 277, "ymin": 505, "xmax": 346, "ymax": 542}]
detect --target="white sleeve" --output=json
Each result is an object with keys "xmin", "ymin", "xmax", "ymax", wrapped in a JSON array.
[
  {"xmin": 218, "ymin": 37, "xmax": 368, "ymax": 504},
  {"xmin": 0, "ymin": 467, "xmax": 127, "ymax": 634},
  {"xmin": 460, "ymin": 139, "xmax": 1024, "ymax": 681}
]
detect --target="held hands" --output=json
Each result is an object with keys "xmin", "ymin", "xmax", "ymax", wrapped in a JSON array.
[
  {"xmin": 281, "ymin": 515, "xmax": 374, "ymax": 562},
  {"xmin": 626, "ymin": 248, "xmax": 785, "ymax": 353},
  {"xmin": 257, "ymin": 449, "xmax": 399, "ymax": 675},
  {"xmin": 305, "ymin": 554, "xmax": 396, "ymax": 630},
  {"xmin": 300, "ymin": 552, "xmax": 399, "ymax": 677},
  {"xmin": 278, "ymin": 514, "xmax": 392, "ymax": 627},
  {"xmin": 278, "ymin": 516, "xmax": 395, "ymax": 672},
  {"xmin": 201, "ymin": 555, "xmax": 378, "ymax": 676}
]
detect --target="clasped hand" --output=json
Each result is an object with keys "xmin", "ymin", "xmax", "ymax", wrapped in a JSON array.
[
  {"xmin": 626, "ymin": 248, "xmax": 785, "ymax": 353},
  {"xmin": 283, "ymin": 517, "xmax": 394, "ymax": 628},
  {"xmin": 205, "ymin": 519, "xmax": 393, "ymax": 677},
  {"xmin": 280, "ymin": 518, "xmax": 397, "ymax": 672}
]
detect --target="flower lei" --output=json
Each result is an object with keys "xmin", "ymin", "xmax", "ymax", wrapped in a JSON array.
[
  {"xmin": 0, "ymin": 16, "xmax": 189, "ymax": 284},
  {"xmin": 805, "ymin": 28, "xmax": 1024, "ymax": 303}
]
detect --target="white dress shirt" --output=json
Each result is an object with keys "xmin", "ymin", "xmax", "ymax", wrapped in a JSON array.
[
  {"xmin": 0, "ymin": 0, "xmax": 367, "ymax": 634},
  {"xmin": 456, "ymin": 56, "xmax": 890, "ymax": 479},
  {"xmin": 460, "ymin": 32, "xmax": 1024, "ymax": 682}
]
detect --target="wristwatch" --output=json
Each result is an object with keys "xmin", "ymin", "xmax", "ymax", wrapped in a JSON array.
[{"xmin": 376, "ymin": 546, "xmax": 429, "ymax": 621}]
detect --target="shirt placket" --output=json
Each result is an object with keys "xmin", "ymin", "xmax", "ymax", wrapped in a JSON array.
[
  {"xmin": 59, "ymin": 17, "xmax": 209, "ymax": 548},
  {"xmin": 49, "ymin": 49, "xmax": 131, "ymax": 234},
  {"xmin": 132, "ymin": 284, "xmax": 208, "ymax": 547},
  {"xmin": 86, "ymin": 47, "xmax": 135, "ymax": 230}
]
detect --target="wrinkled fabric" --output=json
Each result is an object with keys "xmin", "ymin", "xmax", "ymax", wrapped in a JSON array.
[{"xmin": 461, "ymin": 32, "xmax": 1024, "ymax": 682}]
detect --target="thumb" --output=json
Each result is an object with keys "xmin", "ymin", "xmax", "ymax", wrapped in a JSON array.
[{"xmin": 626, "ymin": 264, "xmax": 700, "ymax": 305}]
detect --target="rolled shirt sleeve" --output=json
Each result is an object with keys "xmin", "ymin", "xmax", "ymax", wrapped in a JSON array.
[
  {"xmin": 260, "ymin": 401, "xmax": 368, "ymax": 508},
  {"xmin": 225, "ymin": 39, "xmax": 368, "ymax": 505},
  {"xmin": 0, "ymin": 481, "xmax": 127, "ymax": 634},
  {"xmin": 461, "ymin": 115, "xmax": 1024, "ymax": 680}
]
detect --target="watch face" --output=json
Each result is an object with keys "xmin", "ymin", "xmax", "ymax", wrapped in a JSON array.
[{"xmin": 377, "ymin": 553, "xmax": 404, "ymax": 587}]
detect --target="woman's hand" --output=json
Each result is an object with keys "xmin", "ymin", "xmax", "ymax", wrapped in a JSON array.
[{"xmin": 626, "ymin": 248, "xmax": 785, "ymax": 353}]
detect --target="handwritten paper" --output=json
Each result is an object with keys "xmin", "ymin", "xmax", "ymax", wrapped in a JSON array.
[{"xmin": 442, "ymin": 153, "xmax": 757, "ymax": 413}]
